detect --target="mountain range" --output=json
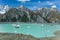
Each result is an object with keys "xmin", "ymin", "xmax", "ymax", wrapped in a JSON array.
[{"xmin": 0, "ymin": 5, "xmax": 60, "ymax": 23}]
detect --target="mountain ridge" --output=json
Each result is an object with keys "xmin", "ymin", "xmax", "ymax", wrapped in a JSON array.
[{"xmin": 0, "ymin": 5, "xmax": 60, "ymax": 23}]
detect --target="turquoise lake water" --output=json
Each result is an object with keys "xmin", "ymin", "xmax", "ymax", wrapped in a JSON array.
[{"xmin": 0, "ymin": 23, "xmax": 60, "ymax": 38}]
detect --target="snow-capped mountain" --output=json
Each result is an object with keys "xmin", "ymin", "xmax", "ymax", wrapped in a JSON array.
[
  {"xmin": 0, "ymin": 5, "xmax": 10, "ymax": 14},
  {"xmin": 2, "ymin": 5, "xmax": 38, "ymax": 22},
  {"xmin": 4, "ymin": 5, "xmax": 10, "ymax": 11},
  {"xmin": 0, "ymin": 5, "xmax": 60, "ymax": 23},
  {"xmin": 35, "ymin": 7, "xmax": 60, "ymax": 23}
]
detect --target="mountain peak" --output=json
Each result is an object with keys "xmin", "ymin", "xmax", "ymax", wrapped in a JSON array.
[
  {"xmin": 19, "ymin": 5, "xmax": 24, "ymax": 8},
  {"xmin": 37, "ymin": 8, "xmax": 42, "ymax": 10},
  {"xmin": 0, "ymin": 5, "xmax": 10, "ymax": 14},
  {"xmin": 4, "ymin": 5, "xmax": 10, "ymax": 11}
]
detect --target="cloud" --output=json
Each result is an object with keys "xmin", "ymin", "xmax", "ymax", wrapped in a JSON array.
[
  {"xmin": 46, "ymin": 1, "xmax": 50, "ymax": 3},
  {"xmin": 0, "ymin": 10, "xmax": 6, "ymax": 14},
  {"xmin": 38, "ymin": 1, "xmax": 41, "ymax": 3},
  {"xmin": 17, "ymin": 0, "xmax": 30, "ymax": 2},
  {"xmin": 46, "ymin": 1, "xmax": 54, "ymax": 5},
  {"xmin": 0, "ymin": 5, "xmax": 6, "ymax": 14},
  {"xmin": 51, "ymin": 5, "xmax": 57, "ymax": 8},
  {"xmin": 49, "ymin": 2, "xmax": 54, "ymax": 5}
]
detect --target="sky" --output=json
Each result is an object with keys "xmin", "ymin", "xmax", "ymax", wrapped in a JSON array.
[
  {"xmin": 0, "ymin": 24, "xmax": 60, "ymax": 38},
  {"xmin": 0, "ymin": 0, "xmax": 60, "ymax": 10}
]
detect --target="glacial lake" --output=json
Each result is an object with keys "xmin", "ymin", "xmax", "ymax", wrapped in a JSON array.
[{"xmin": 0, "ymin": 23, "xmax": 60, "ymax": 38}]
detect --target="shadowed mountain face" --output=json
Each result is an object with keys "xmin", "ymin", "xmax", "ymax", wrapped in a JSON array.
[
  {"xmin": 35, "ymin": 8, "xmax": 60, "ymax": 23},
  {"xmin": 0, "ymin": 6, "xmax": 60, "ymax": 23}
]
